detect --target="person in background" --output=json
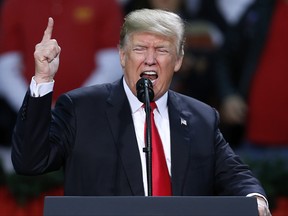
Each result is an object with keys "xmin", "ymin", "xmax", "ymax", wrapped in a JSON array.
[
  {"xmin": 11, "ymin": 9, "xmax": 271, "ymax": 216},
  {"xmin": 245, "ymin": 0, "xmax": 288, "ymax": 155},
  {"xmin": 213, "ymin": 0, "xmax": 273, "ymax": 147},
  {"xmin": 0, "ymin": 0, "xmax": 123, "ymax": 111}
]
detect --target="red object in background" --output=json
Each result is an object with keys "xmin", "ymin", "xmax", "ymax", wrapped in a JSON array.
[
  {"xmin": 0, "ymin": 186, "xmax": 64, "ymax": 216},
  {"xmin": 272, "ymin": 197, "xmax": 288, "ymax": 216},
  {"xmin": 0, "ymin": 0, "xmax": 123, "ymax": 102},
  {"xmin": 247, "ymin": 1, "xmax": 288, "ymax": 145}
]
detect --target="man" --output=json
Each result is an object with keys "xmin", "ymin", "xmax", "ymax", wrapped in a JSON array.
[{"xmin": 11, "ymin": 9, "xmax": 271, "ymax": 215}]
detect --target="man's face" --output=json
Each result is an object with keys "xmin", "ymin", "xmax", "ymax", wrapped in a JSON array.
[{"xmin": 120, "ymin": 32, "xmax": 183, "ymax": 100}]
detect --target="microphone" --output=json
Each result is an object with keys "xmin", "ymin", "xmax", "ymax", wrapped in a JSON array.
[{"xmin": 136, "ymin": 78, "xmax": 154, "ymax": 103}]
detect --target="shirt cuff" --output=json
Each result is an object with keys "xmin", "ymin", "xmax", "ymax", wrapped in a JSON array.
[
  {"xmin": 246, "ymin": 193, "xmax": 269, "ymax": 207},
  {"xmin": 30, "ymin": 76, "xmax": 54, "ymax": 97}
]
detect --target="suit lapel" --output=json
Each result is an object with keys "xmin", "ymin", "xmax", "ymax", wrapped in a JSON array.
[
  {"xmin": 105, "ymin": 82, "xmax": 192, "ymax": 196},
  {"xmin": 106, "ymin": 79, "xmax": 144, "ymax": 195},
  {"xmin": 168, "ymin": 91, "xmax": 192, "ymax": 195}
]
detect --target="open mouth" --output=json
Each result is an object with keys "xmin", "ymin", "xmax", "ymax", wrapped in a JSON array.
[{"xmin": 140, "ymin": 71, "xmax": 158, "ymax": 83}]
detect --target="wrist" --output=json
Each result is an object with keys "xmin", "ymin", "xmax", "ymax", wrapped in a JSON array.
[{"xmin": 34, "ymin": 75, "xmax": 54, "ymax": 84}]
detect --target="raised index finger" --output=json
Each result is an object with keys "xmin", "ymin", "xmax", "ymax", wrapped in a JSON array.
[{"xmin": 41, "ymin": 17, "xmax": 54, "ymax": 42}]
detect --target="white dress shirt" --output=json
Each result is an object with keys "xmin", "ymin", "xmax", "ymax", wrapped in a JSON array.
[{"xmin": 123, "ymin": 79, "xmax": 171, "ymax": 196}]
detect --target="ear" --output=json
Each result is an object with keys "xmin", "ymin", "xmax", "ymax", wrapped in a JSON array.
[
  {"xmin": 119, "ymin": 48, "xmax": 126, "ymax": 68},
  {"xmin": 174, "ymin": 55, "xmax": 184, "ymax": 73}
]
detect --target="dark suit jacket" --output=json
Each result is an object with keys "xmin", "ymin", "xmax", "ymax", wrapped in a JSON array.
[
  {"xmin": 12, "ymin": 78, "xmax": 265, "ymax": 197},
  {"xmin": 215, "ymin": 0, "xmax": 276, "ymax": 100}
]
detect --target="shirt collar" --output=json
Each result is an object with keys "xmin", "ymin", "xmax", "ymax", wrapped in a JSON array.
[{"xmin": 123, "ymin": 78, "xmax": 168, "ymax": 115}]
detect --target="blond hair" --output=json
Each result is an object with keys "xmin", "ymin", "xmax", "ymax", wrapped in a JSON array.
[{"xmin": 119, "ymin": 9, "xmax": 185, "ymax": 56}]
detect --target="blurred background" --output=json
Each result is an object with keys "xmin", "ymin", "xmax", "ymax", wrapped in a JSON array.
[{"xmin": 0, "ymin": 0, "xmax": 287, "ymax": 215}]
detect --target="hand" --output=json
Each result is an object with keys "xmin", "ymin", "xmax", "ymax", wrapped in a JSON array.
[
  {"xmin": 34, "ymin": 17, "xmax": 61, "ymax": 83},
  {"xmin": 256, "ymin": 196, "xmax": 271, "ymax": 216},
  {"xmin": 220, "ymin": 94, "xmax": 247, "ymax": 125}
]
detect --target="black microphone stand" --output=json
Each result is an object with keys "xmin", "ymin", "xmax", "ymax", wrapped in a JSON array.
[
  {"xmin": 143, "ymin": 83, "xmax": 152, "ymax": 196},
  {"xmin": 136, "ymin": 78, "xmax": 154, "ymax": 196}
]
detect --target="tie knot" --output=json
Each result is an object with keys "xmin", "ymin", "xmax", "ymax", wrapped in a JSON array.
[{"xmin": 150, "ymin": 101, "xmax": 157, "ymax": 111}]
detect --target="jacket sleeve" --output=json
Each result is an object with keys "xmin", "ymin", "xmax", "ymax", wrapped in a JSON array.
[
  {"xmin": 213, "ymin": 110, "xmax": 266, "ymax": 196},
  {"xmin": 11, "ymin": 91, "xmax": 75, "ymax": 175}
]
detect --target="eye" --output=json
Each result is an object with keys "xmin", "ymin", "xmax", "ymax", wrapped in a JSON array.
[
  {"xmin": 157, "ymin": 48, "xmax": 169, "ymax": 54},
  {"xmin": 133, "ymin": 46, "xmax": 146, "ymax": 53}
]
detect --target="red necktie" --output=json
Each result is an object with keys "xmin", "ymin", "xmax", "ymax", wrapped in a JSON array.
[{"xmin": 148, "ymin": 102, "xmax": 172, "ymax": 196}]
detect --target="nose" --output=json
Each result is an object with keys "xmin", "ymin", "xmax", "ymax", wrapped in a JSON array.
[{"xmin": 144, "ymin": 49, "xmax": 156, "ymax": 66}]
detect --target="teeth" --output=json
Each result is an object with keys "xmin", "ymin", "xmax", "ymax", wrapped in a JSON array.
[
  {"xmin": 140, "ymin": 71, "xmax": 158, "ymax": 83},
  {"xmin": 143, "ymin": 71, "xmax": 156, "ymax": 75}
]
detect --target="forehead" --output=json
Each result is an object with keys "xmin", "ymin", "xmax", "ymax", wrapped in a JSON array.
[{"xmin": 128, "ymin": 32, "xmax": 176, "ymax": 46}]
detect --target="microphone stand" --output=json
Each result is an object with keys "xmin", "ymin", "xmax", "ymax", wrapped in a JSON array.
[
  {"xmin": 143, "ymin": 84, "xmax": 152, "ymax": 196},
  {"xmin": 136, "ymin": 78, "xmax": 154, "ymax": 196}
]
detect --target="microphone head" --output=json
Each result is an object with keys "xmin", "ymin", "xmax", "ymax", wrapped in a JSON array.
[{"xmin": 136, "ymin": 78, "xmax": 154, "ymax": 103}]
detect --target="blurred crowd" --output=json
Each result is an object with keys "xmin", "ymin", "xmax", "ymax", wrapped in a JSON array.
[{"xmin": 0, "ymin": 0, "xmax": 287, "ymax": 215}]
